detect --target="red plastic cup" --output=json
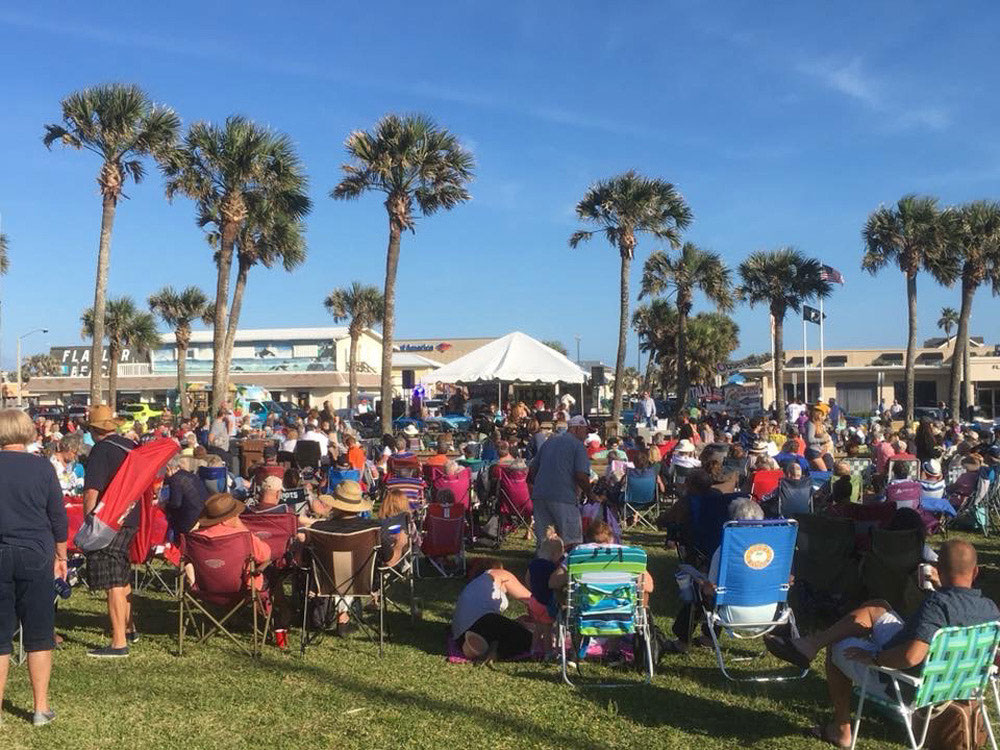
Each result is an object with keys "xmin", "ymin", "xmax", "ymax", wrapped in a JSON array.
[{"xmin": 275, "ymin": 629, "xmax": 288, "ymax": 650}]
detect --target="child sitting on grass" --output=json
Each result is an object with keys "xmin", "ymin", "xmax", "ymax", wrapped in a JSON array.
[{"xmin": 525, "ymin": 526, "xmax": 564, "ymax": 656}]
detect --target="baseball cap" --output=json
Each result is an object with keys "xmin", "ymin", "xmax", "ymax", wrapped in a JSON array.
[{"xmin": 567, "ymin": 416, "xmax": 588, "ymax": 428}]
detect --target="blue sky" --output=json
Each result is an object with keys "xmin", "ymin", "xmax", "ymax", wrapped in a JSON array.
[{"xmin": 1, "ymin": 1, "xmax": 998, "ymax": 368}]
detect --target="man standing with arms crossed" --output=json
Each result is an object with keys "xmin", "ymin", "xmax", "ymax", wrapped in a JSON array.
[
  {"xmin": 528, "ymin": 415, "xmax": 595, "ymax": 549},
  {"xmin": 82, "ymin": 405, "xmax": 138, "ymax": 658}
]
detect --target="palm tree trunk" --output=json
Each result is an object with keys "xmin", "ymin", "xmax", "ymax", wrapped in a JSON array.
[
  {"xmin": 108, "ymin": 345, "xmax": 119, "ymax": 412},
  {"xmin": 904, "ymin": 272, "xmax": 918, "ymax": 424},
  {"xmin": 177, "ymin": 330, "xmax": 189, "ymax": 419},
  {"xmin": 642, "ymin": 346, "xmax": 656, "ymax": 394},
  {"xmin": 948, "ymin": 278, "xmax": 975, "ymax": 419},
  {"xmin": 90, "ymin": 194, "xmax": 116, "ymax": 405},
  {"xmin": 380, "ymin": 209, "xmax": 404, "ymax": 432},
  {"xmin": 223, "ymin": 259, "xmax": 249, "ymax": 399},
  {"xmin": 211, "ymin": 220, "xmax": 236, "ymax": 415},
  {"xmin": 348, "ymin": 331, "xmax": 359, "ymax": 410},
  {"xmin": 772, "ymin": 307, "xmax": 785, "ymax": 421},
  {"xmin": 963, "ymin": 331, "xmax": 973, "ymax": 416},
  {"xmin": 610, "ymin": 253, "xmax": 631, "ymax": 434},
  {"xmin": 676, "ymin": 292, "xmax": 690, "ymax": 416}
]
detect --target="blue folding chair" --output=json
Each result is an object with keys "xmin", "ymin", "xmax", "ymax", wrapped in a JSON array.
[
  {"xmin": 198, "ymin": 465, "xmax": 228, "ymax": 494},
  {"xmin": 700, "ymin": 519, "xmax": 808, "ymax": 682},
  {"xmin": 688, "ymin": 492, "xmax": 744, "ymax": 563},
  {"xmin": 327, "ymin": 468, "xmax": 360, "ymax": 492},
  {"xmin": 808, "ymin": 470, "xmax": 832, "ymax": 492},
  {"xmin": 622, "ymin": 467, "xmax": 659, "ymax": 530},
  {"xmin": 558, "ymin": 544, "xmax": 653, "ymax": 687}
]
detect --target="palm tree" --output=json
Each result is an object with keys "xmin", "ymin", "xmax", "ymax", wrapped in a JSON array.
[
  {"xmin": 685, "ymin": 312, "xmax": 741, "ymax": 387},
  {"xmin": 331, "ymin": 114, "xmax": 475, "ymax": 431},
  {"xmin": 82, "ymin": 296, "xmax": 159, "ymax": 410},
  {"xmin": 569, "ymin": 171, "xmax": 692, "ymax": 432},
  {"xmin": 163, "ymin": 116, "xmax": 311, "ymax": 414},
  {"xmin": 323, "ymin": 282, "xmax": 385, "ymax": 410},
  {"xmin": 541, "ymin": 340, "xmax": 568, "ymax": 357},
  {"xmin": 148, "ymin": 285, "xmax": 213, "ymax": 418},
  {"xmin": 44, "ymin": 84, "xmax": 180, "ymax": 405},
  {"xmin": 945, "ymin": 201, "xmax": 1000, "ymax": 417},
  {"xmin": 937, "ymin": 307, "xmax": 959, "ymax": 337},
  {"xmin": 640, "ymin": 242, "xmax": 732, "ymax": 411},
  {"xmin": 0, "ymin": 232, "xmax": 8, "ymax": 275},
  {"xmin": 862, "ymin": 195, "xmax": 958, "ymax": 423},
  {"xmin": 738, "ymin": 248, "xmax": 831, "ymax": 420}
]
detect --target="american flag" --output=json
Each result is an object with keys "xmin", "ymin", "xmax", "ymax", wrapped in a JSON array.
[{"xmin": 821, "ymin": 265, "xmax": 845, "ymax": 284}]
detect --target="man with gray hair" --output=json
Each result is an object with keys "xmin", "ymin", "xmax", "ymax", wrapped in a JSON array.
[{"xmin": 162, "ymin": 455, "xmax": 208, "ymax": 538}]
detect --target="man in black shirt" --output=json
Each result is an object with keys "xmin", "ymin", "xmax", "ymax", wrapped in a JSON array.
[
  {"xmin": 162, "ymin": 456, "xmax": 208, "ymax": 537},
  {"xmin": 82, "ymin": 405, "xmax": 138, "ymax": 659}
]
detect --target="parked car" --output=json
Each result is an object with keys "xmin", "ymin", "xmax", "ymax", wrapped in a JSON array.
[
  {"xmin": 913, "ymin": 406, "xmax": 945, "ymax": 422},
  {"xmin": 118, "ymin": 403, "xmax": 163, "ymax": 426},
  {"xmin": 28, "ymin": 404, "xmax": 65, "ymax": 421}
]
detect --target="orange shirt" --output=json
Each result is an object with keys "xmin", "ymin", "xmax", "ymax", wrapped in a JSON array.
[
  {"xmin": 347, "ymin": 445, "xmax": 366, "ymax": 471},
  {"xmin": 192, "ymin": 518, "xmax": 270, "ymax": 589},
  {"xmin": 426, "ymin": 454, "xmax": 449, "ymax": 467}
]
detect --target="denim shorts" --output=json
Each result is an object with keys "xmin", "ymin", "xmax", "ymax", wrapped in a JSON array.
[{"xmin": 0, "ymin": 544, "xmax": 56, "ymax": 654}]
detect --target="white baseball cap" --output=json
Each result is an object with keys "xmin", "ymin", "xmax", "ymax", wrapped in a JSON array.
[{"xmin": 568, "ymin": 416, "xmax": 588, "ymax": 428}]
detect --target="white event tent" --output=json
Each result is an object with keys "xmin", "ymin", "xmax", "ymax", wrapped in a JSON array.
[{"xmin": 425, "ymin": 331, "xmax": 587, "ymax": 407}]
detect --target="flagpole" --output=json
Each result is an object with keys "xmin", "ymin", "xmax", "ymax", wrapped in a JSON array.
[
  {"xmin": 803, "ymin": 312, "xmax": 808, "ymax": 403},
  {"xmin": 819, "ymin": 297, "xmax": 825, "ymax": 398}
]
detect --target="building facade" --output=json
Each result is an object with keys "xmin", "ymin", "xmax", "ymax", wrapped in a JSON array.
[
  {"xmin": 742, "ymin": 336, "xmax": 1000, "ymax": 417},
  {"xmin": 29, "ymin": 327, "xmax": 383, "ymax": 410}
]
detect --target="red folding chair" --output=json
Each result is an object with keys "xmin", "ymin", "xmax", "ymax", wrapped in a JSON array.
[
  {"xmin": 416, "ymin": 503, "xmax": 465, "ymax": 578},
  {"xmin": 177, "ymin": 531, "xmax": 270, "ymax": 658},
  {"xmin": 497, "ymin": 465, "xmax": 533, "ymax": 538},
  {"xmin": 387, "ymin": 454, "xmax": 421, "ymax": 479},
  {"xmin": 750, "ymin": 469, "xmax": 783, "ymax": 503},
  {"xmin": 135, "ymin": 503, "xmax": 181, "ymax": 593},
  {"xmin": 240, "ymin": 511, "xmax": 298, "ymax": 569},
  {"xmin": 431, "ymin": 468, "xmax": 472, "ymax": 512}
]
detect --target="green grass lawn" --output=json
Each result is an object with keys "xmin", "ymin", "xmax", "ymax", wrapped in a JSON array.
[{"xmin": 4, "ymin": 529, "xmax": 1000, "ymax": 749}]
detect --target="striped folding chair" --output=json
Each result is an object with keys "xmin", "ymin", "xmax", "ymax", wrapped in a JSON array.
[
  {"xmin": 851, "ymin": 621, "xmax": 1000, "ymax": 749},
  {"xmin": 557, "ymin": 544, "xmax": 653, "ymax": 687}
]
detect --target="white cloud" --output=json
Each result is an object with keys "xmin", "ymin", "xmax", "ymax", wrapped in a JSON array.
[{"xmin": 796, "ymin": 55, "xmax": 950, "ymax": 131}]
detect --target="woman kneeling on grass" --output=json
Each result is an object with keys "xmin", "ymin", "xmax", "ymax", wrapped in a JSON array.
[{"xmin": 451, "ymin": 560, "xmax": 548, "ymax": 662}]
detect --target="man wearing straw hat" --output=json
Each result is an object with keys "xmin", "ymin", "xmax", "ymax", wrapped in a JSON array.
[{"xmin": 81, "ymin": 405, "xmax": 138, "ymax": 659}]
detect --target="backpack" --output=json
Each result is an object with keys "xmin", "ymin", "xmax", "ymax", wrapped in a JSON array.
[{"xmin": 919, "ymin": 700, "xmax": 987, "ymax": 750}]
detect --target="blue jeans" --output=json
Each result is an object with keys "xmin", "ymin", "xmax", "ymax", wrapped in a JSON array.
[
  {"xmin": 0, "ymin": 544, "xmax": 55, "ymax": 655},
  {"xmin": 645, "ymin": 416, "xmax": 656, "ymax": 429}
]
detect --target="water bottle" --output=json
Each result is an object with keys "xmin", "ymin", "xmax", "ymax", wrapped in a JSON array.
[{"xmin": 54, "ymin": 577, "xmax": 72, "ymax": 600}]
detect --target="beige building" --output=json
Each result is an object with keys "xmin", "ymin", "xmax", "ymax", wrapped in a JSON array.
[{"xmin": 743, "ymin": 336, "xmax": 1000, "ymax": 416}]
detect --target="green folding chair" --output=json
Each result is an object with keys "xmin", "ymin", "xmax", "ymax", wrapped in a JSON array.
[{"xmin": 850, "ymin": 621, "xmax": 1000, "ymax": 749}]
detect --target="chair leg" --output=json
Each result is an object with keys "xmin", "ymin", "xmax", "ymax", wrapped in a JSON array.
[
  {"xmin": 849, "ymin": 674, "xmax": 869, "ymax": 750},
  {"xmin": 980, "ymin": 691, "xmax": 998, "ymax": 750},
  {"xmin": 177, "ymin": 573, "xmax": 185, "ymax": 657},
  {"xmin": 300, "ymin": 570, "xmax": 310, "ymax": 656},
  {"xmin": 379, "ymin": 588, "xmax": 385, "ymax": 658}
]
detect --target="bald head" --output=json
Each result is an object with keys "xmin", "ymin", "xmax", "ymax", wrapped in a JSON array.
[{"xmin": 938, "ymin": 540, "xmax": 979, "ymax": 587}]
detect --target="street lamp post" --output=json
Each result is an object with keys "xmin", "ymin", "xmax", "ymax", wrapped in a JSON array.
[
  {"xmin": 16, "ymin": 328, "xmax": 48, "ymax": 407},
  {"xmin": 575, "ymin": 334, "xmax": 581, "ymax": 364}
]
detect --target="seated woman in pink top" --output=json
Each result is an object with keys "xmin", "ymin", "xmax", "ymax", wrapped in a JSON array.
[{"xmin": 187, "ymin": 493, "xmax": 270, "ymax": 589}]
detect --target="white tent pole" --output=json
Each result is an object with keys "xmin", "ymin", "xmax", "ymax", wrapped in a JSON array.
[{"xmin": 580, "ymin": 380, "xmax": 584, "ymax": 416}]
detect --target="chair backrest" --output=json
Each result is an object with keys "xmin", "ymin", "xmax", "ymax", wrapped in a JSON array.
[
  {"xmin": 303, "ymin": 526, "xmax": 379, "ymax": 597},
  {"xmin": 808, "ymin": 470, "xmax": 832, "ymax": 491},
  {"xmin": 750, "ymin": 469, "xmax": 783, "ymax": 502},
  {"xmin": 387, "ymin": 454, "xmax": 421, "ymax": 478},
  {"xmin": 432, "ymin": 469, "xmax": 472, "ymax": 510},
  {"xmin": 913, "ymin": 622, "xmax": 1000, "ymax": 709},
  {"xmin": 293, "ymin": 439, "xmax": 322, "ymax": 468},
  {"xmin": 888, "ymin": 457, "xmax": 919, "ymax": 480},
  {"xmin": 714, "ymin": 520, "xmax": 797, "ymax": 609},
  {"xmin": 565, "ymin": 545, "xmax": 647, "ymax": 636},
  {"xmin": 497, "ymin": 465, "xmax": 531, "ymax": 512},
  {"xmin": 327, "ymin": 468, "xmax": 361, "ymax": 491},
  {"xmin": 793, "ymin": 513, "xmax": 860, "ymax": 597},
  {"xmin": 689, "ymin": 492, "xmax": 740, "ymax": 558},
  {"xmin": 182, "ymin": 530, "xmax": 253, "ymax": 597},
  {"xmin": 239, "ymin": 511, "xmax": 298, "ymax": 563},
  {"xmin": 421, "ymin": 503, "xmax": 465, "ymax": 557},
  {"xmin": 777, "ymin": 479, "xmax": 813, "ymax": 516},
  {"xmin": 886, "ymin": 479, "xmax": 922, "ymax": 509},
  {"xmin": 198, "ymin": 466, "xmax": 228, "ymax": 494},
  {"xmin": 843, "ymin": 457, "xmax": 873, "ymax": 478},
  {"xmin": 624, "ymin": 467, "xmax": 657, "ymax": 508},
  {"xmin": 385, "ymin": 477, "xmax": 426, "ymax": 509},
  {"xmin": 254, "ymin": 464, "xmax": 286, "ymax": 487},
  {"xmin": 827, "ymin": 473, "xmax": 862, "ymax": 504}
]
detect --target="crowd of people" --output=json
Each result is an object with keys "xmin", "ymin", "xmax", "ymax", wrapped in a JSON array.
[{"xmin": 3, "ymin": 391, "xmax": 1000, "ymax": 744}]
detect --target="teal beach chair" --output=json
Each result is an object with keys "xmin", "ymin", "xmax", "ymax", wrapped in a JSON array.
[
  {"xmin": 557, "ymin": 544, "xmax": 653, "ymax": 687},
  {"xmin": 851, "ymin": 621, "xmax": 1000, "ymax": 749}
]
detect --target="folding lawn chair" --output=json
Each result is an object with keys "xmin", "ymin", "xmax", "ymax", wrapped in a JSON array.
[
  {"xmin": 792, "ymin": 514, "xmax": 862, "ymax": 620},
  {"xmin": 776, "ymin": 478, "xmax": 814, "ymax": 516},
  {"xmin": 384, "ymin": 476, "xmax": 427, "ymax": 511},
  {"xmin": 699, "ymin": 519, "xmax": 808, "ymax": 682},
  {"xmin": 851, "ymin": 622, "xmax": 1000, "ymax": 750},
  {"xmin": 945, "ymin": 458, "xmax": 965, "ymax": 488},
  {"xmin": 293, "ymin": 440, "xmax": 322, "ymax": 475},
  {"xmin": 622, "ymin": 466, "xmax": 659, "ymax": 530},
  {"xmin": 750, "ymin": 469, "xmax": 783, "ymax": 503},
  {"xmin": 300, "ymin": 526, "xmax": 383, "ymax": 656},
  {"xmin": 860, "ymin": 527, "xmax": 924, "ymax": 616},
  {"xmin": 808, "ymin": 470, "xmax": 833, "ymax": 492},
  {"xmin": 177, "ymin": 531, "xmax": 271, "ymax": 658},
  {"xmin": 327, "ymin": 467, "xmax": 361, "ymax": 492},
  {"xmin": 557, "ymin": 544, "xmax": 653, "ymax": 687},
  {"xmin": 198, "ymin": 465, "xmax": 228, "ymax": 494},
  {"xmin": 843, "ymin": 457, "xmax": 873, "ymax": 482},
  {"xmin": 386, "ymin": 454, "xmax": 421, "ymax": 479},
  {"xmin": 946, "ymin": 474, "xmax": 991, "ymax": 536},
  {"xmin": 379, "ymin": 528, "xmax": 416, "ymax": 621},
  {"xmin": 415, "ymin": 502, "xmax": 466, "ymax": 577},
  {"xmin": 240, "ymin": 510, "xmax": 298, "ymax": 568},
  {"xmin": 495, "ymin": 464, "xmax": 532, "ymax": 538},
  {"xmin": 135, "ymin": 503, "xmax": 180, "ymax": 594},
  {"xmin": 431, "ymin": 467, "xmax": 472, "ymax": 512},
  {"xmin": 686, "ymin": 491, "xmax": 744, "ymax": 566}
]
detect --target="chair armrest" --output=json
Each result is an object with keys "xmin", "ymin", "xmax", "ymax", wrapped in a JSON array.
[{"xmin": 868, "ymin": 664, "xmax": 923, "ymax": 687}]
